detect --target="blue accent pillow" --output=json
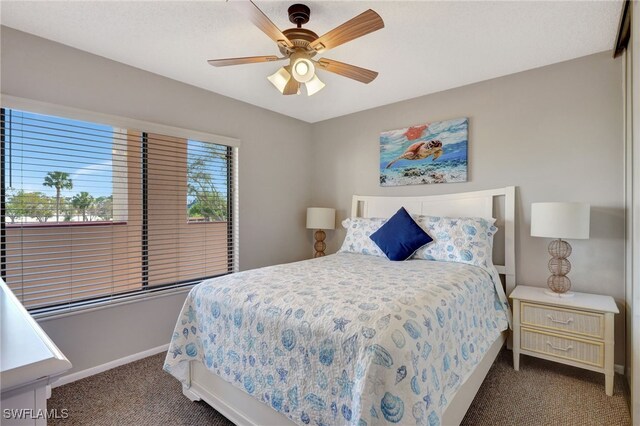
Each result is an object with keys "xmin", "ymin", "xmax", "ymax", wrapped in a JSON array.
[{"xmin": 369, "ymin": 207, "xmax": 433, "ymax": 261}]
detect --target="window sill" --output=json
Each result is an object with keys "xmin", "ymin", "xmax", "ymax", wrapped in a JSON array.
[{"xmin": 32, "ymin": 285, "xmax": 194, "ymax": 322}]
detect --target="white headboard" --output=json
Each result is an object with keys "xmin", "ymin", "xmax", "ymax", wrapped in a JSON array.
[{"xmin": 351, "ymin": 186, "xmax": 516, "ymax": 294}]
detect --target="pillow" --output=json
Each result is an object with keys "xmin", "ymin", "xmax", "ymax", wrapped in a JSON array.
[
  {"xmin": 370, "ymin": 207, "xmax": 433, "ymax": 261},
  {"xmin": 338, "ymin": 217, "xmax": 388, "ymax": 257},
  {"xmin": 412, "ymin": 215, "xmax": 498, "ymax": 269}
]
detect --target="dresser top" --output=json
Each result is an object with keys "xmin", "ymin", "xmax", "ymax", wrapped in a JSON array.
[
  {"xmin": 1, "ymin": 279, "xmax": 71, "ymax": 392},
  {"xmin": 509, "ymin": 285, "xmax": 619, "ymax": 314}
]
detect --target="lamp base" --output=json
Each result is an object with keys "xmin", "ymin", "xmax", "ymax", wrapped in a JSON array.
[
  {"xmin": 547, "ymin": 239, "xmax": 573, "ymax": 294},
  {"xmin": 544, "ymin": 289, "xmax": 575, "ymax": 298},
  {"xmin": 313, "ymin": 229, "xmax": 326, "ymax": 258}
]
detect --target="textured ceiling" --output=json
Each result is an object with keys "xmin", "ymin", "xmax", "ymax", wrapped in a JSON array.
[{"xmin": 0, "ymin": 1, "xmax": 622, "ymax": 123}]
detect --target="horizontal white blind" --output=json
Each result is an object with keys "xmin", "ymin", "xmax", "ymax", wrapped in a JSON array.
[{"xmin": 1, "ymin": 107, "xmax": 237, "ymax": 315}]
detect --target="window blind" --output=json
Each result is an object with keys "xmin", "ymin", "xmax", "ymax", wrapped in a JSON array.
[{"xmin": 0, "ymin": 107, "xmax": 237, "ymax": 315}]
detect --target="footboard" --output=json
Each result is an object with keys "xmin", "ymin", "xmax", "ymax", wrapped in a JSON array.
[
  {"xmin": 183, "ymin": 360, "xmax": 296, "ymax": 426},
  {"xmin": 180, "ymin": 332, "xmax": 506, "ymax": 426}
]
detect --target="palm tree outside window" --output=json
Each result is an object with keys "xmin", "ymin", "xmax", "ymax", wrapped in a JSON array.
[{"xmin": 43, "ymin": 171, "xmax": 73, "ymax": 222}]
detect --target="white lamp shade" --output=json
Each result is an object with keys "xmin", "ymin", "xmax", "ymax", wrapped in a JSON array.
[
  {"xmin": 531, "ymin": 202, "xmax": 590, "ymax": 239},
  {"xmin": 267, "ymin": 67, "xmax": 291, "ymax": 94},
  {"xmin": 306, "ymin": 207, "xmax": 335, "ymax": 230},
  {"xmin": 305, "ymin": 74, "xmax": 326, "ymax": 96}
]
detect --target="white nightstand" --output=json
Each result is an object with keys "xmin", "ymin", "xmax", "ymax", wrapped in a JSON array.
[{"xmin": 509, "ymin": 285, "xmax": 619, "ymax": 396}]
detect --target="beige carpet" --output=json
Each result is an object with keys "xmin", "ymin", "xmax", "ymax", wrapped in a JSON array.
[
  {"xmin": 461, "ymin": 350, "xmax": 629, "ymax": 426},
  {"xmin": 49, "ymin": 349, "xmax": 630, "ymax": 426}
]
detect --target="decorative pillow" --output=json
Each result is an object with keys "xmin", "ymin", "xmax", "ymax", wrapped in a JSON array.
[
  {"xmin": 369, "ymin": 207, "xmax": 433, "ymax": 261},
  {"xmin": 338, "ymin": 217, "xmax": 388, "ymax": 257},
  {"xmin": 412, "ymin": 216, "xmax": 498, "ymax": 269}
]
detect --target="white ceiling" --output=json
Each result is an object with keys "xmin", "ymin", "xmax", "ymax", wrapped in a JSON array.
[{"xmin": 1, "ymin": 1, "xmax": 622, "ymax": 123}]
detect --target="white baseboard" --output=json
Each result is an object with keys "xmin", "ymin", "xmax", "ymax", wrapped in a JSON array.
[{"xmin": 52, "ymin": 343, "xmax": 169, "ymax": 388}]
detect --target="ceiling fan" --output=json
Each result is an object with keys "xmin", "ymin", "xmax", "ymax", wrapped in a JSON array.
[{"xmin": 208, "ymin": 1, "xmax": 384, "ymax": 96}]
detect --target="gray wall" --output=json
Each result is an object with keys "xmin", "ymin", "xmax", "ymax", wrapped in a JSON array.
[
  {"xmin": 1, "ymin": 27, "xmax": 312, "ymax": 374},
  {"xmin": 310, "ymin": 52, "xmax": 626, "ymax": 364}
]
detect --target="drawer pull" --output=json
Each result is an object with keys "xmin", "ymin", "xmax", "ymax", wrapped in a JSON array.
[
  {"xmin": 546, "ymin": 315, "xmax": 574, "ymax": 325},
  {"xmin": 546, "ymin": 341, "xmax": 573, "ymax": 352}
]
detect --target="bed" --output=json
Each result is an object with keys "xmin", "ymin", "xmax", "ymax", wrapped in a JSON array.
[{"xmin": 164, "ymin": 186, "xmax": 516, "ymax": 426}]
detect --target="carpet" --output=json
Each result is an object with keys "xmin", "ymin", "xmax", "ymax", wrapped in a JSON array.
[{"xmin": 48, "ymin": 349, "xmax": 630, "ymax": 425}]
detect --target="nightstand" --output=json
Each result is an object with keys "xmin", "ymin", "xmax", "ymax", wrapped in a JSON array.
[{"xmin": 510, "ymin": 285, "xmax": 619, "ymax": 396}]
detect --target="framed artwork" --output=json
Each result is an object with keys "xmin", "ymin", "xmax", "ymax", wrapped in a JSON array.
[{"xmin": 380, "ymin": 117, "xmax": 468, "ymax": 186}]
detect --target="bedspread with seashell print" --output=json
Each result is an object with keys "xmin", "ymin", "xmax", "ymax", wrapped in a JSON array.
[{"xmin": 164, "ymin": 253, "xmax": 509, "ymax": 426}]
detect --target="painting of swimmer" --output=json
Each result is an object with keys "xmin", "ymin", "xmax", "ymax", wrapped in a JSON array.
[{"xmin": 380, "ymin": 118, "xmax": 468, "ymax": 186}]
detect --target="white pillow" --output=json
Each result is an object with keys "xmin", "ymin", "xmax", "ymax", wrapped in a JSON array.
[
  {"xmin": 412, "ymin": 215, "xmax": 498, "ymax": 269},
  {"xmin": 338, "ymin": 217, "xmax": 388, "ymax": 257}
]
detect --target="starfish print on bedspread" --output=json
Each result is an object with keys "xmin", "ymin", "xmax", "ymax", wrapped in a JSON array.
[
  {"xmin": 170, "ymin": 346, "xmax": 183, "ymax": 359},
  {"xmin": 333, "ymin": 317, "xmax": 351, "ymax": 332}
]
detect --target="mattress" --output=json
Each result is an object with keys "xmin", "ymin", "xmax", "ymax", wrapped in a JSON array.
[{"xmin": 164, "ymin": 253, "xmax": 510, "ymax": 426}]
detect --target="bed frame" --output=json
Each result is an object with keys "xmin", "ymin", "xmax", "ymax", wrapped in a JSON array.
[{"xmin": 181, "ymin": 186, "xmax": 517, "ymax": 426}]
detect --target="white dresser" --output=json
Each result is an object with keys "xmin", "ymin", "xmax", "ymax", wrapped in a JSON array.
[
  {"xmin": 510, "ymin": 285, "xmax": 619, "ymax": 396},
  {"xmin": 1, "ymin": 279, "xmax": 71, "ymax": 425}
]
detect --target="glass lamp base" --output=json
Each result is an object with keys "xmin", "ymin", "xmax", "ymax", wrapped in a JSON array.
[{"xmin": 544, "ymin": 289, "xmax": 575, "ymax": 298}]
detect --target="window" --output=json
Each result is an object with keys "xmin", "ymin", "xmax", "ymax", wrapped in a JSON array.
[
  {"xmin": 187, "ymin": 140, "xmax": 229, "ymax": 223},
  {"xmin": 145, "ymin": 134, "xmax": 234, "ymax": 289},
  {"xmin": 1, "ymin": 106, "xmax": 237, "ymax": 314},
  {"xmin": 4, "ymin": 109, "xmax": 124, "ymax": 224}
]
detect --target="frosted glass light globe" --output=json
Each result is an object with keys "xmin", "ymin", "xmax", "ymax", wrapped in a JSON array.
[
  {"xmin": 291, "ymin": 58, "xmax": 314, "ymax": 83},
  {"xmin": 295, "ymin": 61, "xmax": 308, "ymax": 76}
]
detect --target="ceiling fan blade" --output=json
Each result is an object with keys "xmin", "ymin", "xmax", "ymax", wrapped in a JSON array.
[
  {"xmin": 315, "ymin": 58, "xmax": 378, "ymax": 84},
  {"xmin": 231, "ymin": 0, "xmax": 294, "ymax": 49},
  {"xmin": 208, "ymin": 56, "xmax": 284, "ymax": 67},
  {"xmin": 309, "ymin": 9, "xmax": 384, "ymax": 53},
  {"xmin": 283, "ymin": 77, "xmax": 300, "ymax": 95}
]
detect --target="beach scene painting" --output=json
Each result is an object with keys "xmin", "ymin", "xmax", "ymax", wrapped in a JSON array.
[{"xmin": 380, "ymin": 118, "xmax": 468, "ymax": 186}]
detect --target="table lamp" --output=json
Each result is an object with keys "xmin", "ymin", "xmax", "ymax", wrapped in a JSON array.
[
  {"xmin": 531, "ymin": 202, "xmax": 590, "ymax": 297},
  {"xmin": 306, "ymin": 207, "xmax": 335, "ymax": 257}
]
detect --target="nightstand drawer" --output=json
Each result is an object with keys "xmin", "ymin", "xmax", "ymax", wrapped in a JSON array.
[
  {"xmin": 521, "ymin": 327, "xmax": 604, "ymax": 368},
  {"xmin": 521, "ymin": 302, "xmax": 604, "ymax": 339}
]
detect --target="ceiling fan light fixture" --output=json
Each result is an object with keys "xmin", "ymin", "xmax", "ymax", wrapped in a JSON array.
[
  {"xmin": 291, "ymin": 58, "xmax": 315, "ymax": 83},
  {"xmin": 305, "ymin": 74, "xmax": 325, "ymax": 96},
  {"xmin": 267, "ymin": 67, "xmax": 292, "ymax": 93},
  {"xmin": 213, "ymin": 3, "xmax": 383, "ymax": 97}
]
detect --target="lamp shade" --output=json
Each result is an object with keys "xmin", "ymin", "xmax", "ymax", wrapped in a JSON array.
[
  {"xmin": 305, "ymin": 74, "xmax": 326, "ymax": 96},
  {"xmin": 531, "ymin": 202, "xmax": 590, "ymax": 239},
  {"xmin": 306, "ymin": 208, "xmax": 335, "ymax": 230},
  {"xmin": 267, "ymin": 67, "xmax": 291, "ymax": 94}
]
